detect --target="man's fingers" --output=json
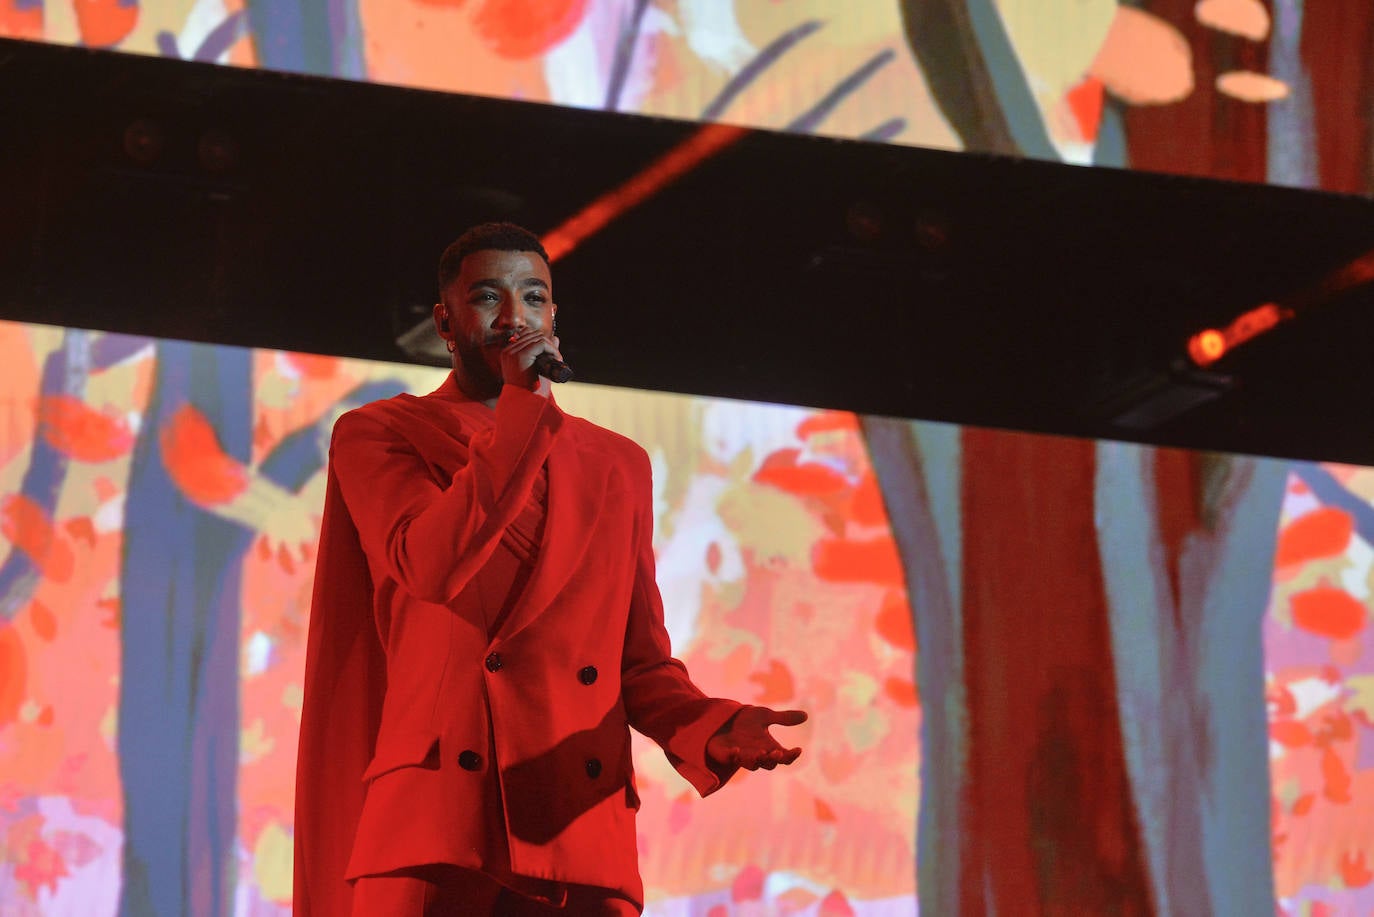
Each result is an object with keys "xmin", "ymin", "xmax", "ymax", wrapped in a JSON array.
[
  {"xmin": 733, "ymin": 745, "xmax": 804, "ymax": 771},
  {"xmin": 764, "ymin": 708, "xmax": 808, "ymax": 727},
  {"xmin": 504, "ymin": 330, "xmax": 561, "ymax": 365}
]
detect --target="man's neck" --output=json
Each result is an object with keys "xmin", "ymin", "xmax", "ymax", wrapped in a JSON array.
[{"xmin": 452, "ymin": 370, "xmax": 500, "ymax": 409}]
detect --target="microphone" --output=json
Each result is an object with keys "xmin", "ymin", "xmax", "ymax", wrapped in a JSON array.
[{"xmin": 534, "ymin": 352, "xmax": 574, "ymax": 383}]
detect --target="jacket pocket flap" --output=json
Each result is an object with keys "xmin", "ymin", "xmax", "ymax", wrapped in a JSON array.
[{"xmin": 362, "ymin": 729, "xmax": 440, "ymax": 782}]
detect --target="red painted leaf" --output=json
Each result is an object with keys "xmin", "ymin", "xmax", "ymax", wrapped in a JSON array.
[
  {"xmin": 0, "ymin": 2, "xmax": 43, "ymax": 39},
  {"xmin": 850, "ymin": 472, "xmax": 887, "ymax": 526},
  {"xmin": 72, "ymin": 0, "xmax": 139, "ymax": 49},
  {"xmin": 39, "ymin": 395, "xmax": 135, "ymax": 462},
  {"xmin": 1275, "ymin": 507, "xmax": 1354, "ymax": 567},
  {"xmin": 813, "ymin": 537, "xmax": 903, "ymax": 585},
  {"xmin": 0, "ymin": 625, "xmax": 26, "ymax": 727},
  {"xmin": 706, "ymin": 541, "xmax": 722, "ymax": 575},
  {"xmin": 748, "ymin": 659, "xmax": 795, "ymax": 705},
  {"xmin": 1321, "ymin": 746, "xmax": 1352, "ymax": 803},
  {"xmin": 874, "ymin": 591, "xmax": 915, "ymax": 650},
  {"xmin": 883, "ymin": 676, "xmax": 918, "ymax": 708},
  {"xmin": 1064, "ymin": 76, "xmax": 1105, "ymax": 142},
  {"xmin": 159, "ymin": 404, "xmax": 249, "ymax": 506},
  {"xmin": 1291, "ymin": 586, "xmax": 1367, "ymax": 641},
  {"xmin": 755, "ymin": 460, "xmax": 849, "ymax": 497},
  {"xmin": 731, "ymin": 863, "xmax": 765, "ymax": 902},
  {"xmin": 63, "ymin": 517, "xmax": 97, "ymax": 546},
  {"xmin": 1, "ymin": 495, "xmax": 74, "ymax": 582},
  {"xmin": 1269, "ymin": 720, "xmax": 1312, "ymax": 748},
  {"xmin": 470, "ymin": 0, "xmax": 588, "ymax": 59},
  {"xmin": 13, "ymin": 836, "xmax": 69, "ymax": 898},
  {"xmin": 28, "ymin": 602, "xmax": 56, "ymax": 642},
  {"xmin": 819, "ymin": 890, "xmax": 855, "ymax": 916},
  {"xmin": 1340, "ymin": 849, "xmax": 1373, "ymax": 887},
  {"xmin": 281, "ymin": 352, "xmax": 339, "ymax": 380}
]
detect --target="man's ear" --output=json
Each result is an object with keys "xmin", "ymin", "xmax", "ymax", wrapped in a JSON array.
[{"xmin": 433, "ymin": 301, "xmax": 449, "ymax": 333}]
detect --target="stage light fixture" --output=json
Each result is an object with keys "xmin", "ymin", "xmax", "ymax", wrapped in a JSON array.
[
  {"xmin": 1088, "ymin": 362, "xmax": 1234, "ymax": 431},
  {"xmin": 197, "ymin": 128, "xmax": 239, "ymax": 173},
  {"xmin": 913, "ymin": 211, "xmax": 950, "ymax": 251},
  {"xmin": 1187, "ymin": 328, "xmax": 1227, "ymax": 366},
  {"xmin": 1186, "ymin": 302, "xmax": 1291, "ymax": 368},
  {"xmin": 844, "ymin": 201, "xmax": 883, "ymax": 242},
  {"xmin": 122, "ymin": 118, "xmax": 165, "ymax": 164}
]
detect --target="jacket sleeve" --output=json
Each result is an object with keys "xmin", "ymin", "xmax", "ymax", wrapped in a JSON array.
[
  {"xmin": 330, "ymin": 385, "xmax": 564, "ymax": 604},
  {"xmin": 619, "ymin": 444, "xmax": 743, "ymax": 797}
]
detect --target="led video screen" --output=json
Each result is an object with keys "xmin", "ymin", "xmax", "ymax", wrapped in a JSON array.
[
  {"xmin": 0, "ymin": 318, "xmax": 1369, "ymax": 913},
  {"xmin": 0, "ymin": 319, "xmax": 917, "ymax": 914},
  {"xmin": 5, "ymin": 0, "xmax": 1369, "ymax": 195}
]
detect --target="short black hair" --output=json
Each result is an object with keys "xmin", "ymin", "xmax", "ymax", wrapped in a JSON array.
[{"xmin": 438, "ymin": 222, "xmax": 550, "ymax": 294}]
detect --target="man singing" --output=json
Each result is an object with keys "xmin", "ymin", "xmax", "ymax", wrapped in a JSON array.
[{"xmin": 294, "ymin": 223, "xmax": 807, "ymax": 915}]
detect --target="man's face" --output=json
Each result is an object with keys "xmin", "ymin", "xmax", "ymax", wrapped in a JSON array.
[{"xmin": 435, "ymin": 248, "xmax": 556, "ymax": 390}]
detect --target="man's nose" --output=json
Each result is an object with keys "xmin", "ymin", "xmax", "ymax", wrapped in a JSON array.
[{"xmin": 493, "ymin": 297, "xmax": 527, "ymax": 329}]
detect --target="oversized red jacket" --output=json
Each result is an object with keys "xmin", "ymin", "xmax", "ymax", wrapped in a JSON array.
[{"xmin": 293, "ymin": 375, "xmax": 741, "ymax": 915}]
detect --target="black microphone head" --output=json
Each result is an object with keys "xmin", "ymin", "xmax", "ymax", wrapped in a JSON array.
[{"xmin": 534, "ymin": 352, "xmax": 574, "ymax": 383}]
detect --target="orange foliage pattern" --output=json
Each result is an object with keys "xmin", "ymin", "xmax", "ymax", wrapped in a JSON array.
[
  {"xmin": 72, "ymin": 0, "xmax": 139, "ymax": 49},
  {"xmin": 1266, "ymin": 469, "xmax": 1374, "ymax": 911},
  {"xmin": 158, "ymin": 403, "xmax": 249, "ymax": 506},
  {"xmin": 38, "ymin": 395, "xmax": 135, "ymax": 463}
]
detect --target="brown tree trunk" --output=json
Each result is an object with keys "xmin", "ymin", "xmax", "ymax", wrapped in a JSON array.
[
  {"xmin": 1123, "ymin": 0, "xmax": 1269, "ymax": 183},
  {"xmin": 958, "ymin": 430, "xmax": 1153, "ymax": 914}
]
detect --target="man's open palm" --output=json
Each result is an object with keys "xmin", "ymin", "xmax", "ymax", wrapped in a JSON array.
[{"xmin": 707, "ymin": 706, "xmax": 807, "ymax": 771}]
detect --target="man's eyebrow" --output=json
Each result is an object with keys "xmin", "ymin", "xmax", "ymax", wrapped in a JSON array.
[{"xmin": 466, "ymin": 277, "xmax": 549, "ymax": 291}]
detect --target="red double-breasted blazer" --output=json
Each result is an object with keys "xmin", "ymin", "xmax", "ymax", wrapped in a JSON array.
[{"xmin": 293, "ymin": 376, "xmax": 741, "ymax": 915}]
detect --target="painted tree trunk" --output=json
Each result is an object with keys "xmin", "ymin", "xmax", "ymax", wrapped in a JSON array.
[
  {"xmin": 117, "ymin": 342, "xmax": 251, "ymax": 917},
  {"xmin": 1096, "ymin": 445, "xmax": 1284, "ymax": 914},
  {"xmin": 861, "ymin": 417, "xmax": 964, "ymax": 916},
  {"xmin": 1123, "ymin": 0, "xmax": 1270, "ymax": 183},
  {"xmin": 243, "ymin": 0, "xmax": 365, "ymax": 80},
  {"xmin": 864, "ymin": 420, "xmax": 1283, "ymax": 915},
  {"xmin": 958, "ymin": 430, "xmax": 1152, "ymax": 913}
]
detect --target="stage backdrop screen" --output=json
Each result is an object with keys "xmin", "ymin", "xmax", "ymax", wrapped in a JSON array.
[
  {"xmin": 0, "ymin": 318, "xmax": 1369, "ymax": 914},
  {"xmin": 2, "ymin": 0, "xmax": 1368, "ymax": 193}
]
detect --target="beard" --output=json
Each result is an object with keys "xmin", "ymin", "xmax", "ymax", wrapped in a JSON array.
[{"xmin": 453, "ymin": 338, "xmax": 504, "ymax": 394}]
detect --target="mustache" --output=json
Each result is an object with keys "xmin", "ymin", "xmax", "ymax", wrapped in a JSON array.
[{"xmin": 479, "ymin": 332, "xmax": 544, "ymax": 348}]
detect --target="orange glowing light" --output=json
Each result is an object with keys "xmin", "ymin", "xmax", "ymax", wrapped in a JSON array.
[
  {"xmin": 1189, "ymin": 329, "xmax": 1227, "ymax": 366},
  {"xmin": 1187, "ymin": 302, "xmax": 1293, "ymax": 366},
  {"xmin": 542, "ymin": 123, "xmax": 749, "ymax": 262},
  {"xmin": 1317, "ymin": 248, "xmax": 1374, "ymax": 301}
]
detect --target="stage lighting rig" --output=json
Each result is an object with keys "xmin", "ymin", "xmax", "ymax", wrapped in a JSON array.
[{"xmin": 1089, "ymin": 239, "xmax": 1374, "ymax": 433}]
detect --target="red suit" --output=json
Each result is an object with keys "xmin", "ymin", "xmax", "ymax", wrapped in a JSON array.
[{"xmin": 294, "ymin": 375, "xmax": 741, "ymax": 915}]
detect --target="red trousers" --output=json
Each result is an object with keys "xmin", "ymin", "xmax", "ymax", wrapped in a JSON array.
[{"xmin": 351, "ymin": 865, "xmax": 639, "ymax": 916}]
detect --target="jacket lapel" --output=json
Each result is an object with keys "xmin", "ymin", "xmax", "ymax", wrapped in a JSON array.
[{"xmin": 494, "ymin": 419, "xmax": 607, "ymax": 642}]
